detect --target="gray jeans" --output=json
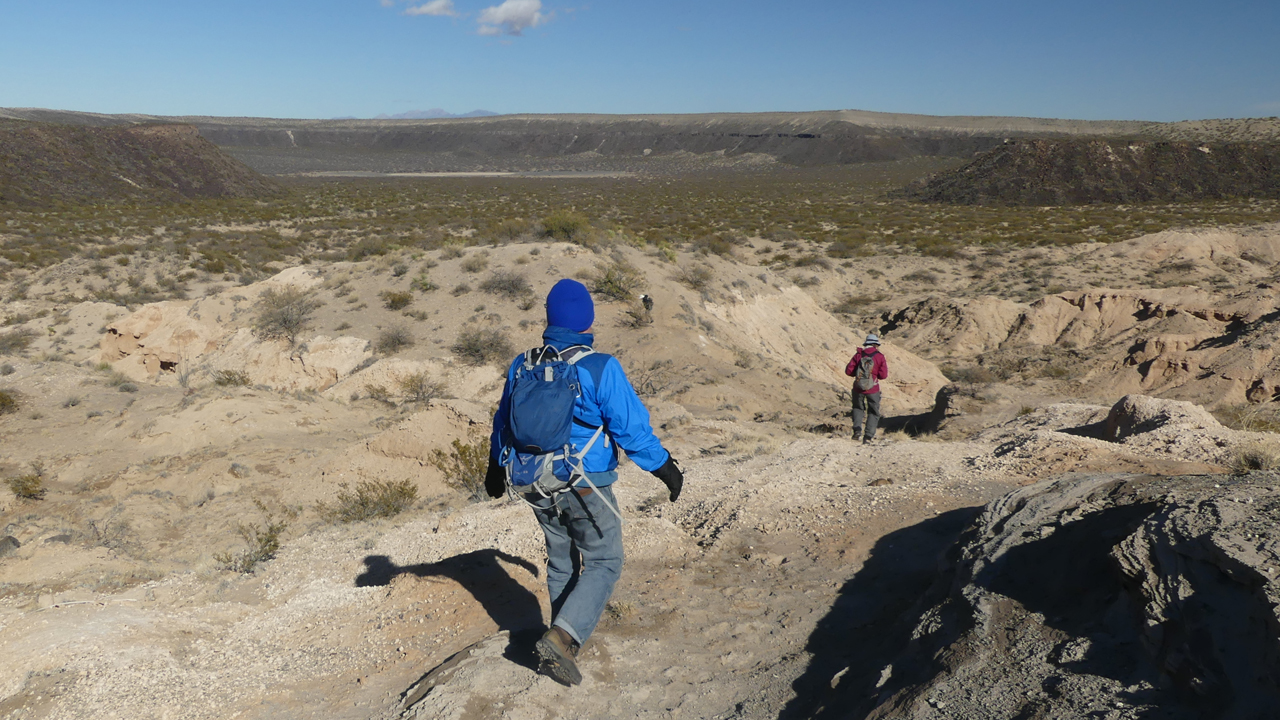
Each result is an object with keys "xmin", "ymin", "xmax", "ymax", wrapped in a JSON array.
[
  {"xmin": 529, "ymin": 484, "xmax": 624, "ymax": 646},
  {"xmin": 852, "ymin": 390, "xmax": 882, "ymax": 440}
]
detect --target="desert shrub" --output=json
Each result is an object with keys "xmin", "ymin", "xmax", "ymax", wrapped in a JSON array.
[
  {"xmin": 347, "ymin": 237, "xmax": 390, "ymax": 260},
  {"xmin": 675, "ymin": 265, "xmax": 714, "ymax": 291},
  {"xmin": 451, "ymin": 283, "xmax": 471, "ymax": 296},
  {"xmin": 0, "ymin": 389, "xmax": 16, "ymax": 414},
  {"xmin": 902, "ymin": 270, "xmax": 939, "ymax": 283},
  {"xmin": 461, "ymin": 254, "xmax": 490, "ymax": 273},
  {"xmin": 213, "ymin": 369, "xmax": 251, "ymax": 387},
  {"xmin": 62, "ymin": 396, "xmax": 82, "ymax": 408},
  {"xmin": 391, "ymin": 262, "xmax": 410, "ymax": 277},
  {"xmin": 253, "ymin": 287, "xmax": 322, "ymax": 343},
  {"xmin": 375, "ymin": 326, "xmax": 415, "ymax": 354},
  {"xmin": 1214, "ymin": 404, "xmax": 1280, "ymax": 433},
  {"xmin": 0, "ymin": 328, "xmax": 35, "ymax": 356},
  {"xmin": 440, "ymin": 244, "xmax": 466, "ymax": 260},
  {"xmin": 363, "ymin": 383, "xmax": 392, "ymax": 404},
  {"xmin": 941, "ymin": 365, "xmax": 997, "ymax": 384},
  {"xmin": 792, "ymin": 253, "xmax": 832, "ymax": 270},
  {"xmin": 541, "ymin": 211, "xmax": 590, "ymax": 242},
  {"xmin": 479, "ymin": 271, "xmax": 532, "ymax": 300},
  {"xmin": 398, "ymin": 372, "xmax": 447, "ymax": 403},
  {"xmin": 590, "ymin": 259, "xmax": 646, "ymax": 302},
  {"xmin": 831, "ymin": 293, "xmax": 887, "ymax": 314},
  {"xmin": 452, "ymin": 327, "xmax": 514, "ymax": 366},
  {"xmin": 1232, "ymin": 442, "xmax": 1280, "ymax": 474},
  {"xmin": 6, "ymin": 461, "xmax": 46, "ymax": 500},
  {"xmin": 792, "ymin": 275, "xmax": 822, "ymax": 288},
  {"xmin": 117, "ymin": 382, "xmax": 139, "ymax": 393},
  {"xmin": 691, "ymin": 233, "xmax": 744, "ymax": 257},
  {"xmin": 0, "ymin": 363, "xmax": 13, "ymax": 376},
  {"xmin": 380, "ymin": 290, "xmax": 414, "ymax": 310},
  {"xmin": 316, "ymin": 479, "xmax": 419, "ymax": 523},
  {"xmin": 493, "ymin": 218, "xmax": 534, "ymax": 240},
  {"xmin": 429, "ymin": 436, "xmax": 489, "ymax": 502},
  {"xmin": 410, "ymin": 274, "xmax": 438, "ymax": 293},
  {"xmin": 214, "ymin": 500, "xmax": 297, "ymax": 573}
]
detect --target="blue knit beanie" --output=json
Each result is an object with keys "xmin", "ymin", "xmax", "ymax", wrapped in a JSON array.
[{"xmin": 545, "ymin": 279, "xmax": 594, "ymax": 332}]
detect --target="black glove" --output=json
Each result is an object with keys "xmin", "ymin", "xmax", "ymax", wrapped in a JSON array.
[
  {"xmin": 650, "ymin": 456, "xmax": 683, "ymax": 502},
  {"xmin": 484, "ymin": 460, "xmax": 507, "ymax": 499}
]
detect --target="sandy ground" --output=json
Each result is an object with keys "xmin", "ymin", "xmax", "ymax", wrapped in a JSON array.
[{"xmin": 3, "ymin": 222, "xmax": 1278, "ymax": 719}]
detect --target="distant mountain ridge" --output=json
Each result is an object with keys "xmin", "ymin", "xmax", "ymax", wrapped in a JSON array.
[{"xmin": 371, "ymin": 109, "xmax": 499, "ymax": 120}]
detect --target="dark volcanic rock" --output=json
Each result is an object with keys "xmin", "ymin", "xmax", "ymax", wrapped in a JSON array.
[
  {"xmin": 898, "ymin": 139, "xmax": 1280, "ymax": 205},
  {"xmin": 800, "ymin": 473, "xmax": 1280, "ymax": 719},
  {"xmin": 0, "ymin": 120, "xmax": 280, "ymax": 207}
]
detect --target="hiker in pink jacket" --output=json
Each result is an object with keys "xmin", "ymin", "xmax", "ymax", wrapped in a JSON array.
[{"xmin": 845, "ymin": 334, "xmax": 889, "ymax": 444}]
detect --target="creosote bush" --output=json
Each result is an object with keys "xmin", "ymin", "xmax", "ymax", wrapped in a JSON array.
[
  {"xmin": 675, "ymin": 265, "xmax": 714, "ymax": 292},
  {"xmin": 213, "ymin": 369, "xmax": 252, "ymax": 387},
  {"xmin": 380, "ymin": 290, "xmax": 414, "ymax": 310},
  {"xmin": 590, "ymin": 259, "xmax": 647, "ymax": 302},
  {"xmin": 541, "ymin": 211, "xmax": 590, "ymax": 242},
  {"xmin": 6, "ymin": 462, "xmax": 46, "ymax": 500},
  {"xmin": 214, "ymin": 499, "xmax": 297, "ymax": 573},
  {"xmin": 478, "ymin": 270, "xmax": 532, "ymax": 300},
  {"xmin": 253, "ymin": 286, "xmax": 322, "ymax": 343},
  {"xmin": 0, "ymin": 388, "xmax": 18, "ymax": 414},
  {"xmin": 429, "ymin": 436, "xmax": 489, "ymax": 502},
  {"xmin": 398, "ymin": 372, "xmax": 447, "ymax": 403},
  {"xmin": 376, "ymin": 326, "xmax": 415, "ymax": 354},
  {"xmin": 451, "ymin": 327, "xmax": 514, "ymax": 366},
  {"xmin": 0, "ymin": 328, "xmax": 36, "ymax": 356},
  {"xmin": 316, "ymin": 479, "xmax": 419, "ymax": 523}
]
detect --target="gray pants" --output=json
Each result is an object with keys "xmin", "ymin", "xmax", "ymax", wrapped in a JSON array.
[
  {"xmin": 529, "ymin": 485, "xmax": 624, "ymax": 646},
  {"xmin": 852, "ymin": 391, "xmax": 882, "ymax": 441}
]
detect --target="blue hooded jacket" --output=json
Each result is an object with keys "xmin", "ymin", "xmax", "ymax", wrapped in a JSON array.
[{"xmin": 489, "ymin": 326, "xmax": 670, "ymax": 487}]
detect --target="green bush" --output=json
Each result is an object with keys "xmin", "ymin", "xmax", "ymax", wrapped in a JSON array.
[
  {"xmin": 316, "ymin": 479, "xmax": 419, "ymax": 523},
  {"xmin": 479, "ymin": 271, "xmax": 532, "ymax": 300},
  {"xmin": 213, "ymin": 500, "xmax": 297, "ymax": 573},
  {"xmin": 590, "ymin": 259, "xmax": 647, "ymax": 302},
  {"xmin": 380, "ymin": 290, "xmax": 414, "ymax": 310},
  {"xmin": 398, "ymin": 372, "xmax": 447, "ymax": 403},
  {"xmin": 0, "ymin": 329, "xmax": 35, "ymax": 356},
  {"xmin": 541, "ymin": 211, "xmax": 591, "ymax": 242},
  {"xmin": 0, "ymin": 388, "xmax": 17, "ymax": 414},
  {"xmin": 213, "ymin": 369, "xmax": 252, "ymax": 387},
  {"xmin": 429, "ymin": 436, "xmax": 489, "ymax": 502},
  {"xmin": 376, "ymin": 326, "xmax": 415, "ymax": 354},
  {"xmin": 675, "ymin": 265, "xmax": 714, "ymax": 292},
  {"xmin": 410, "ymin": 274, "xmax": 438, "ymax": 293},
  {"xmin": 253, "ymin": 287, "xmax": 322, "ymax": 344},
  {"xmin": 6, "ymin": 462, "xmax": 46, "ymax": 500},
  {"xmin": 451, "ymin": 327, "xmax": 514, "ymax": 366}
]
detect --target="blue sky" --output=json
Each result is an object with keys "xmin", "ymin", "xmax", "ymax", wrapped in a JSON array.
[{"xmin": 1, "ymin": 0, "xmax": 1277, "ymax": 121}]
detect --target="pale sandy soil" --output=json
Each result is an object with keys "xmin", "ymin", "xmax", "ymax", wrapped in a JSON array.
[{"xmin": 3, "ymin": 222, "xmax": 1279, "ymax": 719}]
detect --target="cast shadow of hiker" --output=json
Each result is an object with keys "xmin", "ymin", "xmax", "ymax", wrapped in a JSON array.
[{"xmin": 356, "ymin": 549, "xmax": 546, "ymax": 671}]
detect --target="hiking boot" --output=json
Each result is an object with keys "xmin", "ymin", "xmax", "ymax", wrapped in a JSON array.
[
  {"xmin": 535, "ymin": 627, "xmax": 582, "ymax": 686},
  {"xmin": 862, "ymin": 436, "xmax": 872, "ymax": 445}
]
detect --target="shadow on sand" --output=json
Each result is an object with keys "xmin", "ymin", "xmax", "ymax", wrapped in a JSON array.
[
  {"xmin": 778, "ymin": 507, "xmax": 980, "ymax": 720},
  {"xmin": 356, "ymin": 549, "xmax": 547, "ymax": 671}
]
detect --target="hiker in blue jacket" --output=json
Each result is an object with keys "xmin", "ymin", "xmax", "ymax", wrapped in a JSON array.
[{"xmin": 485, "ymin": 278, "xmax": 684, "ymax": 686}]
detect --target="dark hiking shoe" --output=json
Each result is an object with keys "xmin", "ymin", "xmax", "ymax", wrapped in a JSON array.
[{"xmin": 536, "ymin": 627, "xmax": 582, "ymax": 686}]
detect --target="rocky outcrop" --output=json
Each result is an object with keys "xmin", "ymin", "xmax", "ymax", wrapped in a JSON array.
[
  {"xmin": 0, "ymin": 120, "xmax": 279, "ymax": 207},
  {"xmin": 898, "ymin": 139, "xmax": 1280, "ymax": 205},
  {"xmin": 100, "ymin": 268, "xmax": 371, "ymax": 392},
  {"xmin": 821, "ymin": 472, "xmax": 1280, "ymax": 719}
]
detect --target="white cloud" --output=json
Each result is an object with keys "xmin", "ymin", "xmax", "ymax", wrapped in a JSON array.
[
  {"xmin": 381, "ymin": 0, "xmax": 395, "ymax": 7},
  {"xmin": 406, "ymin": 0, "xmax": 459, "ymax": 17},
  {"xmin": 477, "ymin": 0, "xmax": 547, "ymax": 36}
]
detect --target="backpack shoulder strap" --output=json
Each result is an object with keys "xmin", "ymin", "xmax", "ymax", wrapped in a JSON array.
[{"xmin": 560, "ymin": 345, "xmax": 595, "ymax": 364}]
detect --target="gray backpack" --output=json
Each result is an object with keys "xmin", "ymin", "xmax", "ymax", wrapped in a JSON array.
[{"xmin": 855, "ymin": 353, "xmax": 877, "ymax": 391}]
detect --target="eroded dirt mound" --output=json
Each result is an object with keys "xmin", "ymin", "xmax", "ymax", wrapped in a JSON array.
[
  {"xmin": 802, "ymin": 472, "xmax": 1280, "ymax": 719},
  {"xmin": 0, "ymin": 120, "xmax": 279, "ymax": 206},
  {"xmin": 898, "ymin": 139, "xmax": 1280, "ymax": 206}
]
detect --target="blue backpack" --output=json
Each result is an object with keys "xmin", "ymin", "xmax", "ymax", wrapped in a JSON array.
[{"xmin": 498, "ymin": 345, "xmax": 606, "ymax": 499}]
